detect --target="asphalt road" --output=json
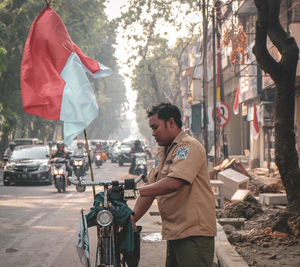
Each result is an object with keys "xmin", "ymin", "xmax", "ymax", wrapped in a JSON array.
[{"xmin": 0, "ymin": 160, "xmax": 165, "ymax": 267}]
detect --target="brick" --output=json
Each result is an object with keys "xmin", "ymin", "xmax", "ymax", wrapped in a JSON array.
[
  {"xmin": 218, "ymin": 218, "xmax": 245, "ymax": 229},
  {"xmin": 217, "ymin": 168, "xmax": 249, "ymax": 200},
  {"xmin": 259, "ymin": 193, "xmax": 288, "ymax": 206},
  {"xmin": 231, "ymin": 189, "xmax": 251, "ymax": 202}
]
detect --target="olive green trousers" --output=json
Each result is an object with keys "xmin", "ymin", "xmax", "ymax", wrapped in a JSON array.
[{"xmin": 166, "ymin": 236, "xmax": 215, "ymax": 267}]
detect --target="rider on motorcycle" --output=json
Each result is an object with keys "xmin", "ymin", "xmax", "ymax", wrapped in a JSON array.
[
  {"xmin": 129, "ymin": 140, "xmax": 144, "ymax": 175},
  {"xmin": 3, "ymin": 141, "xmax": 16, "ymax": 161},
  {"xmin": 73, "ymin": 140, "xmax": 86, "ymax": 156},
  {"xmin": 51, "ymin": 141, "xmax": 72, "ymax": 177},
  {"xmin": 94, "ymin": 142, "xmax": 107, "ymax": 162}
]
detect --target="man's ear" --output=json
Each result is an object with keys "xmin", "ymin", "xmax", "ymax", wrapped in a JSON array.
[{"xmin": 169, "ymin": 118, "xmax": 176, "ymax": 128}]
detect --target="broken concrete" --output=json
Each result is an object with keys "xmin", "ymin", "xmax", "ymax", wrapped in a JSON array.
[
  {"xmin": 231, "ymin": 189, "xmax": 251, "ymax": 203},
  {"xmin": 218, "ymin": 168, "xmax": 249, "ymax": 200},
  {"xmin": 259, "ymin": 193, "xmax": 288, "ymax": 206}
]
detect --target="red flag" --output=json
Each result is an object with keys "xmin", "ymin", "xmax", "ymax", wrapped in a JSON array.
[
  {"xmin": 251, "ymin": 101, "xmax": 259, "ymax": 140},
  {"xmin": 233, "ymin": 86, "xmax": 241, "ymax": 115}
]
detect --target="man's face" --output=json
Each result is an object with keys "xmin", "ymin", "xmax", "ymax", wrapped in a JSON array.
[{"xmin": 149, "ymin": 114, "xmax": 172, "ymax": 146}]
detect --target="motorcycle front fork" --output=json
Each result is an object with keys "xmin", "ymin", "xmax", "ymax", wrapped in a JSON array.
[{"xmin": 96, "ymin": 225, "xmax": 120, "ymax": 267}]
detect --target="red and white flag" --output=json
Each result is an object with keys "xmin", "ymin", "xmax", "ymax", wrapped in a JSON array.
[
  {"xmin": 251, "ymin": 101, "xmax": 259, "ymax": 140},
  {"xmin": 233, "ymin": 86, "xmax": 241, "ymax": 115},
  {"xmin": 20, "ymin": 7, "xmax": 113, "ymax": 145}
]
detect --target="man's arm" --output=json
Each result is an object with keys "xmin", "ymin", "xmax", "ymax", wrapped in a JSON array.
[
  {"xmin": 132, "ymin": 196, "xmax": 155, "ymax": 224},
  {"xmin": 138, "ymin": 177, "xmax": 186, "ymax": 197}
]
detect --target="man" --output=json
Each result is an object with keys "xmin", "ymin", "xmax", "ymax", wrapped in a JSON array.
[
  {"xmin": 51, "ymin": 141, "xmax": 72, "ymax": 177},
  {"xmin": 132, "ymin": 102, "xmax": 216, "ymax": 267},
  {"xmin": 3, "ymin": 141, "xmax": 16, "ymax": 161},
  {"xmin": 129, "ymin": 140, "xmax": 144, "ymax": 175},
  {"xmin": 73, "ymin": 140, "xmax": 86, "ymax": 156}
]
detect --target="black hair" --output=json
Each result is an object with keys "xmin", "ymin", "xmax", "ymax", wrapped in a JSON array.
[{"xmin": 147, "ymin": 102, "xmax": 182, "ymax": 128}]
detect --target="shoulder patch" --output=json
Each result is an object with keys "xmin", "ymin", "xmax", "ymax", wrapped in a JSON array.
[{"xmin": 176, "ymin": 147, "xmax": 189, "ymax": 159}]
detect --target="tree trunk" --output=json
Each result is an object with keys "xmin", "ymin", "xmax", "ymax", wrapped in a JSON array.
[{"xmin": 253, "ymin": 0, "xmax": 300, "ymax": 235}]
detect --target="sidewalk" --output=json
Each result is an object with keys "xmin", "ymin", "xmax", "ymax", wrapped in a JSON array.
[{"xmin": 128, "ymin": 199, "xmax": 248, "ymax": 267}]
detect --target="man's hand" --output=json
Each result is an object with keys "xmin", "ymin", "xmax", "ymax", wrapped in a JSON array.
[{"xmin": 131, "ymin": 215, "xmax": 137, "ymax": 230}]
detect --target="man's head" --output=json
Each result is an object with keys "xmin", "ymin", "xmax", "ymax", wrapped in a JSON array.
[
  {"xmin": 77, "ymin": 140, "xmax": 83, "ymax": 148},
  {"xmin": 56, "ymin": 141, "xmax": 65, "ymax": 152},
  {"xmin": 134, "ymin": 140, "xmax": 142, "ymax": 148},
  {"xmin": 9, "ymin": 141, "xmax": 16, "ymax": 150},
  {"xmin": 147, "ymin": 102, "xmax": 182, "ymax": 146}
]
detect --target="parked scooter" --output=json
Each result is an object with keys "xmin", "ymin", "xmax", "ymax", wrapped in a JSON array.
[
  {"xmin": 129, "ymin": 152, "xmax": 148, "ymax": 177},
  {"xmin": 51, "ymin": 157, "xmax": 68, "ymax": 193},
  {"xmin": 72, "ymin": 155, "xmax": 86, "ymax": 180}
]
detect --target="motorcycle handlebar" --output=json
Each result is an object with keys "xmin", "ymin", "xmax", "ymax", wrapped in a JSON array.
[{"xmin": 69, "ymin": 174, "xmax": 145, "ymax": 187}]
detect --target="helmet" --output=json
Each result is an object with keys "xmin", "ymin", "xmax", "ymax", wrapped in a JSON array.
[
  {"xmin": 134, "ymin": 140, "xmax": 141, "ymax": 146},
  {"xmin": 96, "ymin": 143, "xmax": 101, "ymax": 148},
  {"xmin": 56, "ymin": 141, "xmax": 65, "ymax": 150},
  {"xmin": 9, "ymin": 141, "xmax": 16, "ymax": 150},
  {"xmin": 77, "ymin": 140, "xmax": 83, "ymax": 148}
]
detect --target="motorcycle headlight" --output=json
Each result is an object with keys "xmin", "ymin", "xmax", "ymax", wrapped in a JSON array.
[
  {"xmin": 58, "ymin": 169, "xmax": 64, "ymax": 175},
  {"xmin": 96, "ymin": 155, "xmax": 101, "ymax": 160},
  {"xmin": 53, "ymin": 169, "xmax": 58, "ymax": 175},
  {"xmin": 75, "ymin": 160, "xmax": 83, "ymax": 166},
  {"xmin": 96, "ymin": 210, "xmax": 113, "ymax": 227}
]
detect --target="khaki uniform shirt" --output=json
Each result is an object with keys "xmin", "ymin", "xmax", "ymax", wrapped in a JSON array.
[{"xmin": 148, "ymin": 131, "xmax": 216, "ymax": 240}]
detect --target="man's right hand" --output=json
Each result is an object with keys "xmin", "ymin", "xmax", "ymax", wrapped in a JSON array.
[{"xmin": 131, "ymin": 215, "xmax": 137, "ymax": 230}]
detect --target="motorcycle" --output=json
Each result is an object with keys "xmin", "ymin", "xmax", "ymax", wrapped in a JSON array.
[
  {"xmin": 129, "ymin": 152, "xmax": 148, "ymax": 177},
  {"xmin": 51, "ymin": 157, "xmax": 68, "ymax": 193},
  {"xmin": 94, "ymin": 152, "xmax": 102, "ymax": 168},
  {"xmin": 72, "ymin": 155, "xmax": 86, "ymax": 180},
  {"xmin": 71, "ymin": 174, "xmax": 146, "ymax": 267}
]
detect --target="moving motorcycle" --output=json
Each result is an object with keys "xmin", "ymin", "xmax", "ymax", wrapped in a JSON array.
[
  {"xmin": 94, "ymin": 152, "xmax": 102, "ymax": 168},
  {"xmin": 129, "ymin": 152, "xmax": 148, "ymax": 177},
  {"xmin": 51, "ymin": 157, "xmax": 68, "ymax": 193},
  {"xmin": 71, "ymin": 174, "xmax": 146, "ymax": 267},
  {"xmin": 72, "ymin": 155, "xmax": 86, "ymax": 180}
]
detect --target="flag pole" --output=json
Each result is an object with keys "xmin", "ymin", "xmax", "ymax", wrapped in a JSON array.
[{"xmin": 84, "ymin": 129, "xmax": 95, "ymax": 198}]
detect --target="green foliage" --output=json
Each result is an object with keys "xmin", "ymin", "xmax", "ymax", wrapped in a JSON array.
[{"xmin": 0, "ymin": 0, "xmax": 127, "ymax": 149}]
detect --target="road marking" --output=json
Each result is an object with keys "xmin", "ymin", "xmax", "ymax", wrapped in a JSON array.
[{"xmin": 22, "ymin": 212, "xmax": 47, "ymax": 227}]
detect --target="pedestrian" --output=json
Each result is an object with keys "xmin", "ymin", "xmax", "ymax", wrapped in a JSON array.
[{"xmin": 131, "ymin": 102, "xmax": 216, "ymax": 267}]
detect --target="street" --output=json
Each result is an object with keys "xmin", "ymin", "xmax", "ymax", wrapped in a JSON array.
[{"xmin": 0, "ymin": 161, "xmax": 166, "ymax": 267}]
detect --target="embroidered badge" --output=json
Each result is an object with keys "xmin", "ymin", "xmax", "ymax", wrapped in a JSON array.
[
  {"xmin": 176, "ymin": 147, "xmax": 189, "ymax": 159},
  {"xmin": 153, "ymin": 157, "xmax": 161, "ymax": 168}
]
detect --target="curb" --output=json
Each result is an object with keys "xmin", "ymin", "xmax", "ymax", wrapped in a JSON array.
[{"xmin": 215, "ymin": 223, "xmax": 249, "ymax": 267}]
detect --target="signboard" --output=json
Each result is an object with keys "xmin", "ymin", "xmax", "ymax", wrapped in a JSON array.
[{"xmin": 212, "ymin": 102, "xmax": 230, "ymax": 127}]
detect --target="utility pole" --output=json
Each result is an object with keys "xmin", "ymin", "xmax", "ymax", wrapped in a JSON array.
[
  {"xmin": 212, "ymin": 0, "xmax": 218, "ymax": 165},
  {"xmin": 201, "ymin": 0, "xmax": 209, "ymax": 156}
]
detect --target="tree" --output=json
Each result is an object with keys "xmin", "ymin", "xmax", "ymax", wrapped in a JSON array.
[
  {"xmin": 117, "ymin": 0, "xmax": 201, "ymax": 134},
  {"xmin": 253, "ymin": 0, "xmax": 300, "ymax": 235}
]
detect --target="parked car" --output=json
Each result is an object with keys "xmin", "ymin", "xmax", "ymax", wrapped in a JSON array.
[
  {"xmin": 13, "ymin": 138, "xmax": 43, "ymax": 147},
  {"xmin": 3, "ymin": 145, "xmax": 51, "ymax": 185}
]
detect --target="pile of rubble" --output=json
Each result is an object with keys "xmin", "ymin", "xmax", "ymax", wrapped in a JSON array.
[{"xmin": 210, "ymin": 158, "xmax": 300, "ymax": 266}]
